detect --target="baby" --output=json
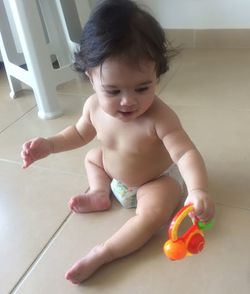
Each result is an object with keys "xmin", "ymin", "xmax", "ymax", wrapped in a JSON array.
[{"xmin": 21, "ymin": 0, "xmax": 215, "ymax": 284}]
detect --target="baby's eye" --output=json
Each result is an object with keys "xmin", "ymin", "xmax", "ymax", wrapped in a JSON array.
[
  {"xmin": 135, "ymin": 87, "xmax": 149, "ymax": 93},
  {"xmin": 106, "ymin": 90, "xmax": 120, "ymax": 96}
]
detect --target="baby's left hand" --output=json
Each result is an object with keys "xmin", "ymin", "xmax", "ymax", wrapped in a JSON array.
[{"xmin": 184, "ymin": 190, "xmax": 215, "ymax": 222}]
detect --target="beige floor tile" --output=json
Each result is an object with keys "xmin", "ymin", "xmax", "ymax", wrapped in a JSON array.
[
  {"xmin": 169, "ymin": 105, "xmax": 250, "ymax": 209},
  {"xmin": 13, "ymin": 204, "xmax": 250, "ymax": 294},
  {"xmin": 159, "ymin": 49, "xmax": 250, "ymax": 110},
  {"xmin": 0, "ymin": 94, "xmax": 98, "ymax": 175},
  {"xmin": 0, "ymin": 161, "xmax": 85, "ymax": 294},
  {"xmin": 0, "ymin": 87, "xmax": 36, "ymax": 131}
]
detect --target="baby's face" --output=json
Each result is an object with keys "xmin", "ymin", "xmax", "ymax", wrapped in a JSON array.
[{"xmin": 89, "ymin": 56, "xmax": 157, "ymax": 122}]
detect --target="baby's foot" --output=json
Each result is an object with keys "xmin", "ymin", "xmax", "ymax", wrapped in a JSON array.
[
  {"xmin": 65, "ymin": 244, "xmax": 112, "ymax": 284},
  {"xmin": 69, "ymin": 191, "xmax": 111, "ymax": 213}
]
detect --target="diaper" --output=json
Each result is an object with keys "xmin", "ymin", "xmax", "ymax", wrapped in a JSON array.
[
  {"xmin": 110, "ymin": 180, "xmax": 138, "ymax": 209},
  {"xmin": 110, "ymin": 164, "xmax": 185, "ymax": 209}
]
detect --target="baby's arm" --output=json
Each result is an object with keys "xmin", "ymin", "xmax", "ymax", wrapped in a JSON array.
[
  {"xmin": 21, "ymin": 98, "xmax": 96, "ymax": 168},
  {"xmin": 168, "ymin": 132, "xmax": 214, "ymax": 221},
  {"xmin": 47, "ymin": 114, "xmax": 96, "ymax": 153},
  {"xmin": 156, "ymin": 108, "xmax": 214, "ymax": 221}
]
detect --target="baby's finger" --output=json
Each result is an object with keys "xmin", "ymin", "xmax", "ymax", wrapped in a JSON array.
[
  {"xmin": 199, "ymin": 205, "xmax": 215, "ymax": 222},
  {"xmin": 21, "ymin": 148, "xmax": 33, "ymax": 160},
  {"xmin": 30, "ymin": 138, "xmax": 42, "ymax": 149},
  {"xmin": 184, "ymin": 198, "xmax": 192, "ymax": 207},
  {"xmin": 188, "ymin": 211, "xmax": 196, "ymax": 223},
  {"xmin": 22, "ymin": 161, "xmax": 28, "ymax": 169},
  {"xmin": 21, "ymin": 150, "xmax": 27, "ymax": 160},
  {"xmin": 22, "ymin": 159, "xmax": 29, "ymax": 169},
  {"xmin": 22, "ymin": 157, "xmax": 33, "ymax": 169},
  {"xmin": 22, "ymin": 141, "xmax": 33, "ymax": 153},
  {"xmin": 193, "ymin": 201, "xmax": 205, "ymax": 219}
]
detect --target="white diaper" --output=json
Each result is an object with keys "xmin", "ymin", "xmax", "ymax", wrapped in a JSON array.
[{"xmin": 110, "ymin": 164, "xmax": 185, "ymax": 209}]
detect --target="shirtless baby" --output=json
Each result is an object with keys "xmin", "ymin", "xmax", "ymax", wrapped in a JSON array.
[{"xmin": 21, "ymin": 0, "xmax": 215, "ymax": 284}]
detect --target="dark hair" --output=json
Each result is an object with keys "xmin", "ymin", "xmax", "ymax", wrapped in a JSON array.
[{"xmin": 74, "ymin": 0, "xmax": 175, "ymax": 79}]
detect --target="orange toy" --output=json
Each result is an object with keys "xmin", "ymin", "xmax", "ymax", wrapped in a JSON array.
[{"xmin": 164, "ymin": 204, "xmax": 214, "ymax": 260}]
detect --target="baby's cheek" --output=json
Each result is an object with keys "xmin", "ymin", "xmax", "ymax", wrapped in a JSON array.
[{"xmin": 99, "ymin": 99, "xmax": 112, "ymax": 111}]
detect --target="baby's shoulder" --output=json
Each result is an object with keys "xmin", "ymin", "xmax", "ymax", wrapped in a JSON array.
[
  {"xmin": 83, "ymin": 93, "xmax": 97, "ymax": 107},
  {"xmin": 82, "ymin": 94, "xmax": 99, "ymax": 114},
  {"xmin": 152, "ymin": 97, "xmax": 182, "ymax": 137},
  {"xmin": 153, "ymin": 97, "xmax": 180, "ymax": 122}
]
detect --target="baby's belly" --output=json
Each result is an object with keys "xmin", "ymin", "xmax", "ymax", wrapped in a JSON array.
[{"xmin": 103, "ymin": 149, "xmax": 173, "ymax": 187}]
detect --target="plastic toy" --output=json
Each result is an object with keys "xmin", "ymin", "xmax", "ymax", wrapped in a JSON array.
[{"xmin": 164, "ymin": 204, "xmax": 214, "ymax": 260}]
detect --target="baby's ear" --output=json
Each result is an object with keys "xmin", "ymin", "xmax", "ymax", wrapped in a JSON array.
[
  {"xmin": 85, "ymin": 71, "xmax": 95, "ymax": 89},
  {"xmin": 85, "ymin": 71, "xmax": 92, "ymax": 81}
]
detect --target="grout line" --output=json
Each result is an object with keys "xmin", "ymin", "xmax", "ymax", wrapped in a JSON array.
[
  {"xmin": 10, "ymin": 212, "xmax": 73, "ymax": 294},
  {"xmin": 0, "ymin": 158, "xmax": 84, "ymax": 177},
  {"xmin": 0, "ymin": 106, "xmax": 36, "ymax": 135},
  {"xmin": 215, "ymin": 201, "xmax": 250, "ymax": 213}
]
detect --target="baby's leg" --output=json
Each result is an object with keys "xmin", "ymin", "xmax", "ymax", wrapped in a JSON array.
[
  {"xmin": 65, "ymin": 176, "xmax": 182, "ymax": 283},
  {"xmin": 69, "ymin": 147, "xmax": 111, "ymax": 213}
]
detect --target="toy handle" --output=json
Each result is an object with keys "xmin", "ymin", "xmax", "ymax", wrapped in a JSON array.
[{"xmin": 168, "ymin": 204, "xmax": 194, "ymax": 241}]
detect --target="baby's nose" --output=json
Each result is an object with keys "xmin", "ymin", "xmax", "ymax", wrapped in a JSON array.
[{"xmin": 120, "ymin": 94, "xmax": 136, "ymax": 106}]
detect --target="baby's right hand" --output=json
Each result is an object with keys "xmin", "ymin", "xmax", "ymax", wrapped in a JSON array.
[{"xmin": 21, "ymin": 137, "xmax": 52, "ymax": 168}]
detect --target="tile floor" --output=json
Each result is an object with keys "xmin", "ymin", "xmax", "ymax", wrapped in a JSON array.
[{"xmin": 0, "ymin": 49, "xmax": 249, "ymax": 294}]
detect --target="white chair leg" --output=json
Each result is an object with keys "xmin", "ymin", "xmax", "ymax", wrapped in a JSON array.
[
  {"xmin": 1, "ymin": 0, "xmax": 84, "ymax": 119},
  {"xmin": 0, "ymin": 0, "xmax": 24, "ymax": 98},
  {"xmin": 8, "ymin": 76, "xmax": 22, "ymax": 98},
  {"xmin": 8, "ymin": 0, "xmax": 64, "ymax": 118},
  {"xmin": 38, "ymin": 0, "xmax": 72, "ymax": 66}
]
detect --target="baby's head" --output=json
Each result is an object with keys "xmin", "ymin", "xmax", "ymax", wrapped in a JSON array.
[{"xmin": 74, "ymin": 0, "xmax": 173, "ymax": 80}]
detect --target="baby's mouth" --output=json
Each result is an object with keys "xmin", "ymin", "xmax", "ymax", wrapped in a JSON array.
[{"xmin": 118, "ymin": 110, "xmax": 136, "ymax": 117}]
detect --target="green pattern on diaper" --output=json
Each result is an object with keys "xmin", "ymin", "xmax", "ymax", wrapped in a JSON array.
[
  {"xmin": 116, "ymin": 181, "xmax": 129, "ymax": 196},
  {"xmin": 111, "ymin": 179, "xmax": 137, "ymax": 208}
]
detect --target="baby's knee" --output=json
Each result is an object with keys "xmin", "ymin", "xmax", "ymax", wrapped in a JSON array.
[
  {"xmin": 136, "ymin": 205, "xmax": 169, "ymax": 230},
  {"xmin": 85, "ymin": 147, "xmax": 102, "ymax": 164}
]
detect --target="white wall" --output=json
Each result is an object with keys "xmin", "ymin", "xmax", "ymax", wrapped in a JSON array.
[
  {"xmin": 136, "ymin": 0, "xmax": 250, "ymax": 29},
  {"xmin": 76, "ymin": 0, "xmax": 250, "ymax": 29}
]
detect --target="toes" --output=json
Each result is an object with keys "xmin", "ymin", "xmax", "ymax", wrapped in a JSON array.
[
  {"xmin": 68, "ymin": 196, "xmax": 83, "ymax": 213},
  {"xmin": 68, "ymin": 200, "xmax": 77, "ymax": 212},
  {"xmin": 65, "ymin": 271, "xmax": 82, "ymax": 284}
]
